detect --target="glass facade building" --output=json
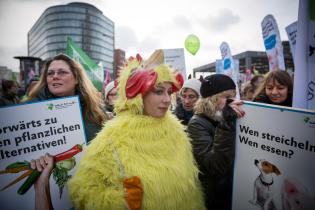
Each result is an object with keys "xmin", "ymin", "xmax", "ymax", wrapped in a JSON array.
[{"xmin": 28, "ymin": 2, "xmax": 114, "ymax": 73}]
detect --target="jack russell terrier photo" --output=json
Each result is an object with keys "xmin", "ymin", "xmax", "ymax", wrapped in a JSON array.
[{"xmin": 249, "ymin": 159, "xmax": 281, "ymax": 210}]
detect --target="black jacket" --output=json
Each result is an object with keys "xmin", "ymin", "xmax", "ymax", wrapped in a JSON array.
[{"xmin": 187, "ymin": 113, "xmax": 236, "ymax": 210}]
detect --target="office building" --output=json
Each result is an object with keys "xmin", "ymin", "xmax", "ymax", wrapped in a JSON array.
[{"xmin": 28, "ymin": 2, "xmax": 114, "ymax": 73}]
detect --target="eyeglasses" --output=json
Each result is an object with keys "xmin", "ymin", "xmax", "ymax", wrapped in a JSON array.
[{"xmin": 47, "ymin": 70, "xmax": 71, "ymax": 78}]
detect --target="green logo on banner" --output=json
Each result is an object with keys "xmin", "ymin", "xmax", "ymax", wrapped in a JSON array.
[
  {"xmin": 304, "ymin": 116, "xmax": 310, "ymax": 123},
  {"xmin": 47, "ymin": 103, "xmax": 54, "ymax": 110}
]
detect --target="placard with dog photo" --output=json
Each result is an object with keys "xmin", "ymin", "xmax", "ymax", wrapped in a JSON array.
[{"xmin": 232, "ymin": 101, "xmax": 315, "ymax": 210}]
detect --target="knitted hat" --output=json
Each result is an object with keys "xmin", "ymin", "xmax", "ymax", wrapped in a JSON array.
[
  {"xmin": 200, "ymin": 74, "xmax": 236, "ymax": 98},
  {"xmin": 180, "ymin": 79, "xmax": 201, "ymax": 96},
  {"xmin": 104, "ymin": 81, "xmax": 115, "ymax": 100}
]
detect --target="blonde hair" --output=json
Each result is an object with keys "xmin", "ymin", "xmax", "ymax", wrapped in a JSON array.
[
  {"xmin": 28, "ymin": 54, "xmax": 107, "ymax": 125},
  {"xmin": 194, "ymin": 90, "xmax": 236, "ymax": 119}
]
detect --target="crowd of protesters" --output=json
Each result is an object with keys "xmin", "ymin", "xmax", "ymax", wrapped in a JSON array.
[{"xmin": 0, "ymin": 53, "xmax": 296, "ymax": 210}]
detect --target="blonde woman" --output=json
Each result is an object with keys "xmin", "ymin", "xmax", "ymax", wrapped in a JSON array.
[{"xmin": 187, "ymin": 74, "xmax": 245, "ymax": 210}]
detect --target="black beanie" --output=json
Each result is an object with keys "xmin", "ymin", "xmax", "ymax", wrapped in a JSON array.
[{"xmin": 200, "ymin": 74, "xmax": 236, "ymax": 98}]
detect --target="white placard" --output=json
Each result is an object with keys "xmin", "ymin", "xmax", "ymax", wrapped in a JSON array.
[
  {"xmin": 163, "ymin": 48, "xmax": 187, "ymax": 80},
  {"xmin": 232, "ymin": 102, "xmax": 315, "ymax": 210},
  {"xmin": 293, "ymin": 0, "xmax": 315, "ymax": 110},
  {"xmin": 0, "ymin": 96, "xmax": 86, "ymax": 210},
  {"xmin": 285, "ymin": 21, "xmax": 297, "ymax": 61}
]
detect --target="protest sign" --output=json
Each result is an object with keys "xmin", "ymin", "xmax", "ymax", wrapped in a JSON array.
[
  {"xmin": 261, "ymin": 14, "xmax": 286, "ymax": 71},
  {"xmin": 293, "ymin": 0, "xmax": 315, "ymax": 109},
  {"xmin": 232, "ymin": 102, "xmax": 315, "ymax": 210},
  {"xmin": 163, "ymin": 48, "xmax": 187, "ymax": 80},
  {"xmin": 220, "ymin": 42, "xmax": 236, "ymax": 78},
  {"xmin": 219, "ymin": 42, "xmax": 240, "ymax": 98},
  {"xmin": 0, "ymin": 96, "xmax": 86, "ymax": 210},
  {"xmin": 285, "ymin": 21, "xmax": 297, "ymax": 61}
]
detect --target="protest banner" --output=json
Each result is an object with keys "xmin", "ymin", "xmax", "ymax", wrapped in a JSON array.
[
  {"xmin": 219, "ymin": 42, "xmax": 240, "ymax": 98},
  {"xmin": 163, "ymin": 48, "xmax": 187, "ymax": 80},
  {"xmin": 261, "ymin": 14, "xmax": 286, "ymax": 71},
  {"xmin": 0, "ymin": 96, "xmax": 86, "ymax": 210},
  {"xmin": 215, "ymin": 58, "xmax": 239, "ymax": 79},
  {"xmin": 285, "ymin": 21, "xmax": 297, "ymax": 61},
  {"xmin": 220, "ymin": 42, "xmax": 235, "ymax": 78},
  {"xmin": 293, "ymin": 0, "xmax": 315, "ymax": 109},
  {"xmin": 232, "ymin": 102, "xmax": 315, "ymax": 210}
]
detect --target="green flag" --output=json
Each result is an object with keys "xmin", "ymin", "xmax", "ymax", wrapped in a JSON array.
[{"xmin": 66, "ymin": 37, "xmax": 104, "ymax": 91}]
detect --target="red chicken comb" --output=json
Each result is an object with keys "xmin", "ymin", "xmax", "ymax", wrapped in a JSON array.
[
  {"xmin": 125, "ymin": 70, "xmax": 158, "ymax": 99},
  {"xmin": 172, "ymin": 72, "xmax": 184, "ymax": 92}
]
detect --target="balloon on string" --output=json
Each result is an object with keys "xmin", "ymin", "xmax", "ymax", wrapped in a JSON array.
[{"xmin": 184, "ymin": 34, "xmax": 200, "ymax": 55}]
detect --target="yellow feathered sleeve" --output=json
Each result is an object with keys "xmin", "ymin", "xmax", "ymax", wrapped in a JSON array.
[{"xmin": 67, "ymin": 130, "xmax": 126, "ymax": 210}]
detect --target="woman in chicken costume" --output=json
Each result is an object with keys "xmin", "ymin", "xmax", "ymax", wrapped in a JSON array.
[{"xmin": 68, "ymin": 54, "xmax": 206, "ymax": 210}]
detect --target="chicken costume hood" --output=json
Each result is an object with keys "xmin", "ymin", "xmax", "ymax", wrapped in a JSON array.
[
  {"xmin": 114, "ymin": 54, "xmax": 183, "ymax": 115},
  {"xmin": 68, "ymin": 55, "xmax": 206, "ymax": 210}
]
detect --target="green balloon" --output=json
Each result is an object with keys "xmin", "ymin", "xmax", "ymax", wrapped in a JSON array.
[{"xmin": 185, "ymin": 34, "xmax": 200, "ymax": 55}]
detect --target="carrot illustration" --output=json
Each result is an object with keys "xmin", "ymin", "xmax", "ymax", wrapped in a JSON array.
[
  {"xmin": 17, "ymin": 144, "xmax": 83, "ymax": 195},
  {"xmin": 0, "ymin": 144, "xmax": 83, "ymax": 195},
  {"xmin": 0, "ymin": 166, "xmax": 29, "ymax": 174},
  {"xmin": 6, "ymin": 161, "xmax": 30, "ymax": 169},
  {"xmin": 0, "ymin": 161, "xmax": 30, "ymax": 174},
  {"xmin": 1, "ymin": 170, "xmax": 32, "ymax": 191}
]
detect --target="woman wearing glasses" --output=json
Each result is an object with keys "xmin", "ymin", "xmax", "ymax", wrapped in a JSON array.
[{"xmin": 26, "ymin": 54, "xmax": 107, "ymax": 143}]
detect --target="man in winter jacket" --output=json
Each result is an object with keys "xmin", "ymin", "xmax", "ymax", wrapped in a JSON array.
[{"xmin": 187, "ymin": 74, "xmax": 245, "ymax": 210}]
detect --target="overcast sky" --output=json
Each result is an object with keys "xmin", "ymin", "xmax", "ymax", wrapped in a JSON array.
[{"xmin": 0, "ymin": 0, "xmax": 298, "ymax": 76}]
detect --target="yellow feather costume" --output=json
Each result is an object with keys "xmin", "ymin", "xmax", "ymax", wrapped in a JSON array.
[{"xmin": 68, "ymin": 58, "xmax": 206, "ymax": 210}]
